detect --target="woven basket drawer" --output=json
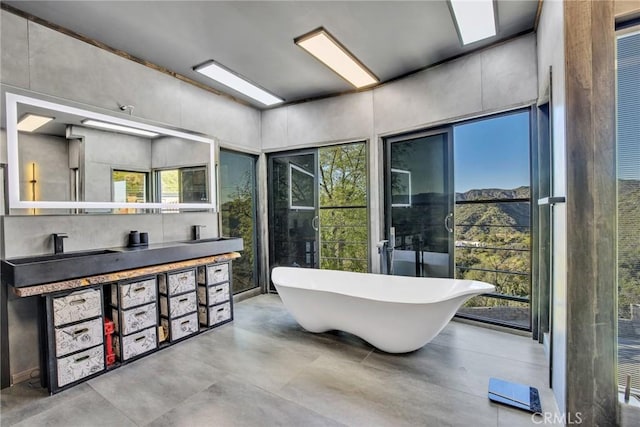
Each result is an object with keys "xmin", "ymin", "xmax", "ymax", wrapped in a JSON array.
[
  {"xmin": 56, "ymin": 345, "xmax": 104, "ymax": 387},
  {"xmin": 159, "ymin": 291, "xmax": 197, "ymax": 318},
  {"xmin": 197, "ymin": 282, "xmax": 230, "ymax": 306},
  {"xmin": 198, "ymin": 263, "xmax": 229, "ymax": 285},
  {"xmin": 112, "ymin": 278, "xmax": 157, "ymax": 309},
  {"xmin": 113, "ymin": 302, "xmax": 157, "ymax": 335},
  {"xmin": 159, "ymin": 269, "xmax": 196, "ymax": 296},
  {"xmin": 55, "ymin": 317, "xmax": 103, "ymax": 357},
  {"xmin": 161, "ymin": 312, "xmax": 198, "ymax": 341},
  {"xmin": 53, "ymin": 289, "xmax": 101, "ymax": 327},
  {"xmin": 114, "ymin": 327, "xmax": 157, "ymax": 361}
]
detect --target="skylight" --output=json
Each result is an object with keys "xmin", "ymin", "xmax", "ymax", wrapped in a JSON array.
[
  {"xmin": 194, "ymin": 61, "xmax": 284, "ymax": 106},
  {"xmin": 450, "ymin": 0, "xmax": 497, "ymax": 45}
]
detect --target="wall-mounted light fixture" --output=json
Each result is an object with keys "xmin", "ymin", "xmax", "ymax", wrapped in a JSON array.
[
  {"xmin": 81, "ymin": 119, "xmax": 159, "ymax": 138},
  {"xmin": 449, "ymin": 0, "xmax": 497, "ymax": 45},
  {"xmin": 294, "ymin": 27, "xmax": 378, "ymax": 89},
  {"xmin": 17, "ymin": 114, "xmax": 54, "ymax": 132},
  {"xmin": 30, "ymin": 162, "xmax": 37, "ymax": 215},
  {"xmin": 194, "ymin": 60, "xmax": 284, "ymax": 106}
]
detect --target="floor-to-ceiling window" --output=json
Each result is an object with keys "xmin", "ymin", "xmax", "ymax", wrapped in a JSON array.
[
  {"xmin": 453, "ymin": 110, "xmax": 532, "ymax": 329},
  {"xmin": 384, "ymin": 109, "xmax": 532, "ymax": 329},
  {"xmin": 268, "ymin": 142, "xmax": 368, "ymax": 287},
  {"xmin": 616, "ymin": 25, "xmax": 640, "ymax": 398},
  {"xmin": 319, "ymin": 143, "xmax": 368, "ymax": 272},
  {"xmin": 219, "ymin": 149, "xmax": 258, "ymax": 294}
]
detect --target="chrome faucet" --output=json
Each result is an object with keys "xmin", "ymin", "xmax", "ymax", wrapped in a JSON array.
[
  {"xmin": 52, "ymin": 233, "xmax": 68, "ymax": 254},
  {"xmin": 192, "ymin": 225, "xmax": 206, "ymax": 241}
]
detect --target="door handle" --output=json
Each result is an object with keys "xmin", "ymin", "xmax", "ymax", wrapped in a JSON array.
[
  {"xmin": 444, "ymin": 213, "xmax": 453, "ymax": 233},
  {"xmin": 312, "ymin": 216, "xmax": 319, "ymax": 231}
]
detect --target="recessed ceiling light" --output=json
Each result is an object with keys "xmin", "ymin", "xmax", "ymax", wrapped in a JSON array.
[
  {"xmin": 450, "ymin": 0, "xmax": 496, "ymax": 45},
  {"xmin": 17, "ymin": 114, "xmax": 54, "ymax": 132},
  {"xmin": 295, "ymin": 28, "xmax": 378, "ymax": 89},
  {"xmin": 81, "ymin": 119, "xmax": 159, "ymax": 138},
  {"xmin": 194, "ymin": 61, "xmax": 284, "ymax": 106}
]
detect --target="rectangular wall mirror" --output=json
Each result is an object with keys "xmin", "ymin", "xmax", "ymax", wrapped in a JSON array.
[{"xmin": 4, "ymin": 92, "xmax": 216, "ymax": 213}]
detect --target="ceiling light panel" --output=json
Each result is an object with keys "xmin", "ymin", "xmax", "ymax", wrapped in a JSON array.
[
  {"xmin": 295, "ymin": 28, "xmax": 378, "ymax": 89},
  {"xmin": 17, "ymin": 114, "xmax": 54, "ymax": 132},
  {"xmin": 194, "ymin": 61, "xmax": 284, "ymax": 106},
  {"xmin": 81, "ymin": 119, "xmax": 159, "ymax": 138},
  {"xmin": 450, "ymin": 0, "xmax": 496, "ymax": 45}
]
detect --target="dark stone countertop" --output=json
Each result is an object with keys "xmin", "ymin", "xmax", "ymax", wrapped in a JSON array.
[{"xmin": 1, "ymin": 237, "xmax": 243, "ymax": 289}]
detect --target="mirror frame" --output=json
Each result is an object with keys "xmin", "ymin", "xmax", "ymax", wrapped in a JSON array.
[{"xmin": 5, "ymin": 92, "xmax": 217, "ymax": 211}]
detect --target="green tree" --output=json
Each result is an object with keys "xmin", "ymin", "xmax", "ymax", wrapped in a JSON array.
[
  {"xmin": 221, "ymin": 170, "xmax": 256, "ymax": 293},
  {"xmin": 318, "ymin": 143, "xmax": 368, "ymax": 272}
]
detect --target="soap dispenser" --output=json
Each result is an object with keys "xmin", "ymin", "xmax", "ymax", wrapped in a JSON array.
[{"xmin": 128, "ymin": 230, "xmax": 140, "ymax": 247}]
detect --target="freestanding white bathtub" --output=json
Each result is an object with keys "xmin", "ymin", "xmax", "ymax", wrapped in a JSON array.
[{"xmin": 271, "ymin": 267, "xmax": 495, "ymax": 353}]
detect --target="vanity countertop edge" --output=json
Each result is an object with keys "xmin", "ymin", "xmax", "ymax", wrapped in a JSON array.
[{"xmin": 11, "ymin": 252, "xmax": 241, "ymax": 297}]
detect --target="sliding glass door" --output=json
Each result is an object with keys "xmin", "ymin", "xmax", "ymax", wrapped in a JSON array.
[
  {"xmin": 268, "ymin": 143, "xmax": 369, "ymax": 290},
  {"xmin": 384, "ymin": 129, "xmax": 454, "ymax": 278},
  {"xmin": 383, "ymin": 111, "xmax": 532, "ymax": 329},
  {"xmin": 453, "ymin": 110, "xmax": 532, "ymax": 328},
  {"xmin": 268, "ymin": 151, "xmax": 320, "ymax": 282}
]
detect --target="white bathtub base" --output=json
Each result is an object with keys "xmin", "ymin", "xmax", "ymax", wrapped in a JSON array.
[{"xmin": 272, "ymin": 267, "xmax": 495, "ymax": 354}]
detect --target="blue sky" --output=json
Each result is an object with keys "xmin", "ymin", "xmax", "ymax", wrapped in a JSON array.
[{"xmin": 454, "ymin": 111, "xmax": 530, "ymax": 193}]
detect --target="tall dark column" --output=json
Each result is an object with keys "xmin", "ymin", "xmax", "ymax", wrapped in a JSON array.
[{"xmin": 564, "ymin": 0, "xmax": 618, "ymax": 425}]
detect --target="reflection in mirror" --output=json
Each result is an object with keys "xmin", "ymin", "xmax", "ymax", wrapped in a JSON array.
[
  {"xmin": 4, "ymin": 92, "xmax": 216, "ymax": 214},
  {"xmin": 112, "ymin": 170, "xmax": 148, "ymax": 203}
]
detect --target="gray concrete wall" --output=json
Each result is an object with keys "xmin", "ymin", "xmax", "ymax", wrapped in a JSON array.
[
  {"xmin": 537, "ymin": 0, "xmax": 568, "ymax": 415},
  {"xmin": 0, "ymin": 9, "xmax": 259, "ymax": 384},
  {"xmin": 151, "ymin": 136, "xmax": 210, "ymax": 169}
]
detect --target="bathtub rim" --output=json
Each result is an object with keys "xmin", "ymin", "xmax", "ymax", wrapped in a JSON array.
[{"xmin": 271, "ymin": 266, "xmax": 495, "ymax": 305}]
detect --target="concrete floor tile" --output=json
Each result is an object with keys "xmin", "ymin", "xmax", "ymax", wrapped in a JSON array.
[
  {"xmin": 432, "ymin": 321, "xmax": 547, "ymax": 366},
  {"xmin": 363, "ymin": 341, "xmax": 548, "ymax": 400},
  {"xmin": 276, "ymin": 355, "xmax": 499, "ymax": 427},
  {"xmin": 9, "ymin": 387, "xmax": 135, "ymax": 427},
  {"xmin": 147, "ymin": 376, "xmax": 345, "ymax": 427},
  {"xmin": 166, "ymin": 326, "xmax": 321, "ymax": 393},
  {"xmin": 87, "ymin": 347, "xmax": 224, "ymax": 425},
  {"xmin": 0, "ymin": 382, "xmax": 92, "ymax": 426}
]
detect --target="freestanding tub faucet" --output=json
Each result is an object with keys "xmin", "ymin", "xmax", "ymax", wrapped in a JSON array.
[
  {"xmin": 52, "ymin": 233, "xmax": 68, "ymax": 254},
  {"xmin": 192, "ymin": 225, "xmax": 206, "ymax": 241}
]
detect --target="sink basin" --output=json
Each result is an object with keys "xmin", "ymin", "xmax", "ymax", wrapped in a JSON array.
[
  {"xmin": 6, "ymin": 249, "xmax": 121, "ymax": 265},
  {"xmin": 1, "ymin": 237, "xmax": 243, "ymax": 288}
]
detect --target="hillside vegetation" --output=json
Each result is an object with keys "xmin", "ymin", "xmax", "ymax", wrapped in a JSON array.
[
  {"xmin": 455, "ymin": 186, "xmax": 531, "ymax": 305},
  {"xmin": 619, "ymin": 179, "xmax": 640, "ymax": 319}
]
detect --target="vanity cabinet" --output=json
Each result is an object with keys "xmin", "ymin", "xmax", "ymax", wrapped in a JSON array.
[
  {"xmin": 159, "ymin": 269, "xmax": 199, "ymax": 342},
  {"xmin": 109, "ymin": 276, "xmax": 159, "ymax": 362},
  {"xmin": 197, "ymin": 262, "xmax": 233, "ymax": 328},
  {"xmin": 43, "ymin": 287, "xmax": 105, "ymax": 392},
  {"xmin": 27, "ymin": 253, "xmax": 240, "ymax": 394}
]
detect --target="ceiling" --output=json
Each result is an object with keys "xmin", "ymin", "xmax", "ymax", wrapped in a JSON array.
[{"xmin": 3, "ymin": 1, "xmax": 540, "ymax": 108}]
